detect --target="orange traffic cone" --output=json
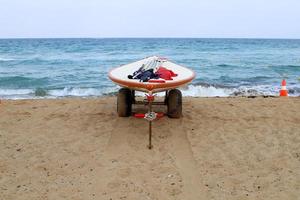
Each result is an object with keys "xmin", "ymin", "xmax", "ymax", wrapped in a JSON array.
[{"xmin": 280, "ymin": 79, "xmax": 288, "ymax": 97}]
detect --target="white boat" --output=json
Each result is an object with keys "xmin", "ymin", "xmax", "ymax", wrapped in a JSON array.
[{"xmin": 109, "ymin": 56, "xmax": 195, "ymax": 93}]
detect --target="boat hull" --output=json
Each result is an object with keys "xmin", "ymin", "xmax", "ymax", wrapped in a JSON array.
[{"xmin": 108, "ymin": 56, "xmax": 195, "ymax": 93}]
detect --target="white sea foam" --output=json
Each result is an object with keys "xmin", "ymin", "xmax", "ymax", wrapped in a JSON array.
[
  {"xmin": 0, "ymin": 89, "xmax": 33, "ymax": 95},
  {"xmin": 180, "ymin": 84, "xmax": 300, "ymax": 97},
  {"xmin": 48, "ymin": 88, "xmax": 100, "ymax": 97},
  {"xmin": 0, "ymin": 58, "xmax": 15, "ymax": 61},
  {"xmin": 48, "ymin": 86, "xmax": 119, "ymax": 97},
  {"xmin": 0, "ymin": 89, "xmax": 35, "ymax": 99},
  {"xmin": 180, "ymin": 84, "xmax": 282, "ymax": 97},
  {"xmin": 0, "ymin": 84, "xmax": 299, "ymax": 99},
  {"xmin": 181, "ymin": 85, "xmax": 232, "ymax": 97}
]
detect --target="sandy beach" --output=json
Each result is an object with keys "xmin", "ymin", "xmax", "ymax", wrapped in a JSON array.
[{"xmin": 0, "ymin": 97, "xmax": 299, "ymax": 200}]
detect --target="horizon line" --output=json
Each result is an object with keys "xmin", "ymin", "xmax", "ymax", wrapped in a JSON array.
[{"xmin": 0, "ymin": 36, "xmax": 300, "ymax": 40}]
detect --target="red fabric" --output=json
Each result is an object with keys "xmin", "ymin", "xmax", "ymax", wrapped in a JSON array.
[{"xmin": 156, "ymin": 67, "xmax": 178, "ymax": 80}]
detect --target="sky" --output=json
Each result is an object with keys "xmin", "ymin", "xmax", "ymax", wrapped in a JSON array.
[{"xmin": 0, "ymin": 0, "xmax": 300, "ymax": 39}]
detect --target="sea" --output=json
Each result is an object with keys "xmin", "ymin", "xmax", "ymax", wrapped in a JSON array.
[{"xmin": 0, "ymin": 38, "xmax": 300, "ymax": 99}]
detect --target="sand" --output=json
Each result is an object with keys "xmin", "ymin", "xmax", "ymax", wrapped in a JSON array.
[{"xmin": 0, "ymin": 97, "xmax": 299, "ymax": 200}]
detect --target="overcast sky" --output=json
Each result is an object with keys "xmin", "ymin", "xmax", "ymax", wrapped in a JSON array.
[{"xmin": 0, "ymin": 0, "xmax": 299, "ymax": 38}]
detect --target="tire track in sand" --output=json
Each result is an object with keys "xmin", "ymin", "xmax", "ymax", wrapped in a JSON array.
[
  {"xmin": 102, "ymin": 115, "xmax": 209, "ymax": 199},
  {"xmin": 104, "ymin": 117, "xmax": 132, "ymax": 156},
  {"xmin": 167, "ymin": 119, "xmax": 209, "ymax": 200}
]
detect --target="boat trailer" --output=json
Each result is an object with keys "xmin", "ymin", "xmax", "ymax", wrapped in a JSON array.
[{"xmin": 117, "ymin": 88, "xmax": 182, "ymax": 149}]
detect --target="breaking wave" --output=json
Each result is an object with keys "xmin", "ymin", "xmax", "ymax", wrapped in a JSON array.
[
  {"xmin": 0, "ymin": 86, "xmax": 119, "ymax": 99},
  {"xmin": 1, "ymin": 83, "xmax": 299, "ymax": 99},
  {"xmin": 47, "ymin": 87, "xmax": 118, "ymax": 97},
  {"xmin": 181, "ymin": 83, "xmax": 300, "ymax": 97}
]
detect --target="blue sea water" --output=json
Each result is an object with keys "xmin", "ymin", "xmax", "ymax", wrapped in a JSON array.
[{"xmin": 0, "ymin": 38, "xmax": 300, "ymax": 99}]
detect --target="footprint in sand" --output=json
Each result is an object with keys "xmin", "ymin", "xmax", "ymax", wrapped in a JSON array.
[{"xmin": 117, "ymin": 168, "xmax": 132, "ymax": 179}]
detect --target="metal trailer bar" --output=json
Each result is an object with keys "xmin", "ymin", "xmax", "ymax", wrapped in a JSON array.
[
  {"xmin": 148, "ymin": 95, "xmax": 153, "ymax": 149},
  {"xmin": 134, "ymin": 91, "xmax": 165, "ymax": 149},
  {"xmin": 134, "ymin": 101, "xmax": 165, "ymax": 105}
]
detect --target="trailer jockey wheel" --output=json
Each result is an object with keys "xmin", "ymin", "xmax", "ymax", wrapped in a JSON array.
[
  {"xmin": 167, "ymin": 89, "xmax": 182, "ymax": 118},
  {"xmin": 117, "ymin": 88, "xmax": 132, "ymax": 117}
]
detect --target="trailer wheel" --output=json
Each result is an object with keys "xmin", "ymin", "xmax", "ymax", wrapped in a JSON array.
[
  {"xmin": 117, "ymin": 88, "xmax": 132, "ymax": 117},
  {"xmin": 167, "ymin": 89, "xmax": 182, "ymax": 118},
  {"xmin": 131, "ymin": 90, "xmax": 136, "ymax": 104}
]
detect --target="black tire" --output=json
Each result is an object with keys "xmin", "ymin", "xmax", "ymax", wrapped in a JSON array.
[
  {"xmin": 167, "ymin": 89, "xmax": 182, "ymax": 118},
  {"xmin": 117, "ymin": 88, "xmax": 132, "ymax": 117},
  {"xmin": 131, "ymin": 90, "xmax": 136, "ymax": 104},
  {"xmin": 164, "ymin": 90, "xmax": 169, "ymax": 105}
]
